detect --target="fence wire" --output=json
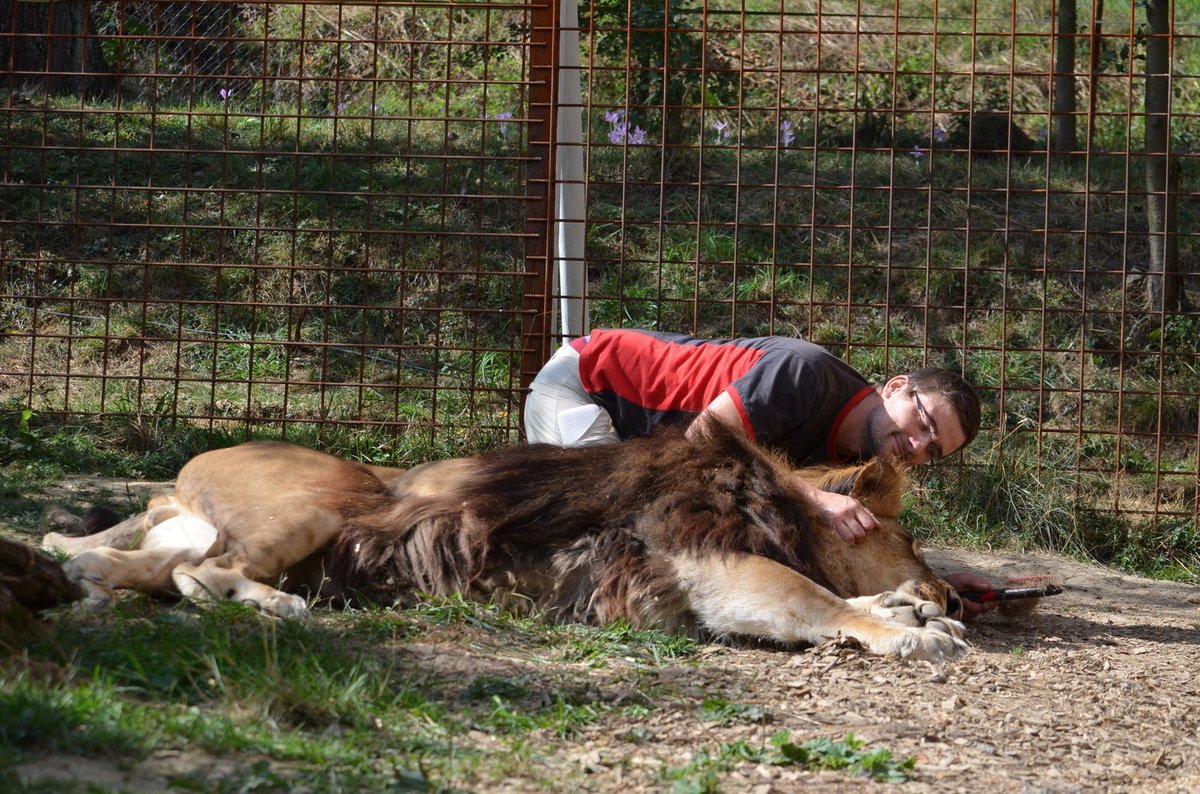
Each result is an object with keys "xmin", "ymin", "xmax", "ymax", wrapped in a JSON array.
[{"xmin": 1, "ymin": 1, "xmax": 1197, "ymax": 528}]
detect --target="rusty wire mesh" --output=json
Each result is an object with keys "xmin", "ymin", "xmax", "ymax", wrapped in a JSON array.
[
  {"xmin": 1, "ymin": 1, "xmax": 1197, "ymax": 527},
  {"xmin": 568, "ymin": 0, "xmax": 1199, "ymax": 529},
  {"xmin": 2, "ymin": 0, "xmax": 553, "ymax": 461}
]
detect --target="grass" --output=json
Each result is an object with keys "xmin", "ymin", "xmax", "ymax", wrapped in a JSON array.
[
  {"xmin": 0, "ymin": 594, "xmax": 924, "ymax": 792},
  {"xmin": 660, "ymin": 732, "xmax": 917, "ymax": 791},
  {"xmin": 905, "ymin": 436, "xmax": 1200, "ymax": 581},
  {"xmin": 774, "ymin": 732, "xmax": 917, "ymax": 784}
]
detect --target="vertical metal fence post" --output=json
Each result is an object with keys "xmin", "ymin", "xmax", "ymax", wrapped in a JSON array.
[
  {"xmin": 519, "ymin": 1, "xmax": 560, "ymax": 401},
  {"xmin": 555, "ymin": 0, "xmax": 587, "ymax": 342}
]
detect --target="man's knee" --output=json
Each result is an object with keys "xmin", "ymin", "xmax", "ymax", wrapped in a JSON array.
[{"xmin": 524, "ymin": 344, "xmax": 591, "ymax": 444}]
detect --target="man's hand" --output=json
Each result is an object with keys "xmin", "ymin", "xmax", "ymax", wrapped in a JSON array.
[
  {"xmin": 802, "ymin": 483, "xmax": 879, "ymax": 543},
  {"xmin": 942, "ymin": 571, "xmax": 999, "ymax": 621},
  {"xmin": 689, "ymin": 397, "xmax": 877, "ymax": 544}
]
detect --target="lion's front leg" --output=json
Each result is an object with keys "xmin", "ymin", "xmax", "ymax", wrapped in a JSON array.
[
  {"xmin": 671, "ymin": 553, "xmax": 967, "ymax": 662},
  {"xmin": 171, "ymin": 558, "xmax": 309, "ymax": 618}
]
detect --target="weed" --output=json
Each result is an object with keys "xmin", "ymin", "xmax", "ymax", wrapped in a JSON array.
[
  {"xmin": 662, "ymin": 749, "xmax": 723, "ymax": 794},
  {"xmin": 619, "ymin": 724, "xmax": 656, "ymax": 744},
  {"xmin": 775, "ymin": 731, "xmax": 917, "ymax": 784},
  {"xmin": 697, "ymin": 697, "xmax": 772, "ymax": 726},
  {"xmin": 660, "ymin": 732, "xmax": 915, "ymax": 790},
  {"xmin": 473, "ymin": 691, "xmax": 602, "ymax": 739},
  {"xmin": 464, "ymin": 674, "xmax": 533, "ymax": 702}
]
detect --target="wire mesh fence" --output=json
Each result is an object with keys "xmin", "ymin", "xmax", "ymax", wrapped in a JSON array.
[
  {"xmin": 1, "ymin": 1, "xmax": 1197, "ymax": 529},
  {"xmin": 1, "ymin": 0, "xmax": 553, "ymax": 462}
]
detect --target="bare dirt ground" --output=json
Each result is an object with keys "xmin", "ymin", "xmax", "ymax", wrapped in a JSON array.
[
  {"xmin": 484, "ymin": 545, "xmax": 1200, "ymax": 793},
  {"xmin": 5, "ymin": 477, "xmax": 1200, "ymax": 792},
  {"xmin": 748, "ymin": 546, "xmax": 1200, "ymax": 793}
]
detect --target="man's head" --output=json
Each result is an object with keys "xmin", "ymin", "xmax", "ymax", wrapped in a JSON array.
[{"xmin": 865, "ymin": 368, "xmax": 981, "ymax": 465}]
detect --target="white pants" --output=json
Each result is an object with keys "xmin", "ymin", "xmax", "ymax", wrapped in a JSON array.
[{"xmin": 524, "ymin": 344, "xmax": 620, "ymax": 446}]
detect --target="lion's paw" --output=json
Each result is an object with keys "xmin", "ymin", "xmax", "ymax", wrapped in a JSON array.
[
  {"xmin": 849, "ymin": 586, "xmax": 948, "ymax": 628},
  {"xmin": 61, "ymin": 556, "xmax": 116, "ymax": 609},
  {"xmin": 42, "ymin": 532, "xmax": 73, "ymax": 554},
  {"xmin": 259, "ymin": 592, "xmax": 310, "ymax": 619},
  {"xmin": 894, "ymin": 618, "xmax": 968, "ymax": 662}
]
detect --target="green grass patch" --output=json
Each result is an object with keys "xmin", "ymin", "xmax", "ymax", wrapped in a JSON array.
[
  {"xmin": 662, "ymin": 731, "xmax": 915, "ymax": 791},
  {"xmin": 4, "ymin": 591, "xmax": 927, "ymax": 791},
  {"xmin": 697, "ymin": 697, "xmax": 772, "ymax": 726}
]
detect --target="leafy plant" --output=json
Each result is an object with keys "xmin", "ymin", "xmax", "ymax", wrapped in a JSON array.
[{"xmin": 774, "ymin": 732, "xmax": 916, "ymax": 784}]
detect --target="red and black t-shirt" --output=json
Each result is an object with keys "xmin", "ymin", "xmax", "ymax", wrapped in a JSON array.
[{"xmin": 575, "ymin": 328, "xmax": 872, "ymax": 465}]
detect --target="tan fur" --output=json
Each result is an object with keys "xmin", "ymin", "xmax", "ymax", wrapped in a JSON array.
[
  {"xmin": 49, "ymin": 442, "xmax": 394, "ymax": 616},
  {"xmin": 45, "ymin": 432, "xmax": 967, "ymax": 662}
]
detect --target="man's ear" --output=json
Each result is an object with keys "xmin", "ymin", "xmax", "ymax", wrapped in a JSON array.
[{"xmin": 880, "ymin": 374, "xmax": 909, "ymax": 398}]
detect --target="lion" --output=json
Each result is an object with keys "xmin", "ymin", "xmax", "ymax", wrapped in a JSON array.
[{"xmin": 44, "ymin": 428, "xmax": 967, "ymax": 662}]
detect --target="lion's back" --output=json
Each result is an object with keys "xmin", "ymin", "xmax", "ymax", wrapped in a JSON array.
[{"xmin": 326, "ymin": 428, "xmax": 830, "ymax": 622}]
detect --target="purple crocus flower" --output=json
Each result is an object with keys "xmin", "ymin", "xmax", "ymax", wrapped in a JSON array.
[
  {"xmin": 628, "ymin": 126, "xmax": 647, "ymax": 145},
  {"xmin": 780, "ymin": 119, "xmax": 795, "ymax": 146},
  {"xmin": 496, "ymin": 111, "xmax": 513, "ymax": 135}
]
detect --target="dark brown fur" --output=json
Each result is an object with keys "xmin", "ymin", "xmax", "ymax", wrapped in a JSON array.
[{"xmin": 327, "ymin": 428, "xmax": 904, "ymax": 635}]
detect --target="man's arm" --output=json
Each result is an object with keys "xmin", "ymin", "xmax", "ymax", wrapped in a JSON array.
[
  {"xmin": 688, "ymin": 392, "xmax": 879, "ymax": 543},
  {"xmin": 685, "ymin": 391, "xmax": 746, "ymax": 442}
]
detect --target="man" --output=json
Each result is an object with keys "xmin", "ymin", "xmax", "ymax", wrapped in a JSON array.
[{"xmin": 524, "ymin": 328, "xmax": 995, "ymax": 618}]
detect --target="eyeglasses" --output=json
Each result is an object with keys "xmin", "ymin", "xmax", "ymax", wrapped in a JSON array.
[{"xmin": 911, "ymin": 392, "xmax": 943, "ymax": 461}]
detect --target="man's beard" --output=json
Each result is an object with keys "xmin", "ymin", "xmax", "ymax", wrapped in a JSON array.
[{"xmin": 862, "ymin": 404, "xmax": 891, "ymax": 459}]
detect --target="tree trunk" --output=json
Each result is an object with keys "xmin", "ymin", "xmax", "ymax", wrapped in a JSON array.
[
  {"xmin": 0, "ymin": 536, "xmax": 82, "ymax": 645},
  {"xmin": 1053, "ymin": 0, "xmax": 1078, "ymax": 152},
  {"xmin": 1142, "ymin": 0, "xmax": 1181, "ymax": 312},
  {"xmin": 0, "ymin": 0, "xmax": 114, "ymax": 97}
]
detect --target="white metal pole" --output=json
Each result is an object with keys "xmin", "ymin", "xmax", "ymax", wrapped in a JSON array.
[{"xmin": 555, "ymin": 0, "xmax": 588, "ymax": 340}]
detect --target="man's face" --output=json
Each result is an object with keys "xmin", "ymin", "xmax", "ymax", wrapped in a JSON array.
[{"xmin": 864, "ymin": 375, "xmax": 968, "ymax": 465}]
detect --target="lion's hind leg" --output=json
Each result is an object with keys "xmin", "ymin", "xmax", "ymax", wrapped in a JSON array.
[
  {"xmin": 672, "ymin": 553, "xmax": 966, "ymax": 662},
  {"xmin": 43, "ymin": 513, "xmax": 148, "ymax": 555},
  {"xmin": 64, "ymin": 545, "xmax": 206, "ymax": 608},
  {"xmin": 60, "ymin": 505, "xmax": 219, "ymax": 608},
  {"xmin": 170, "ymin": 557, "xmax": 309, "ymax": 618},
  {"xmin": 43, "ymin": 494, "xmax": 187, "ymax": 556},
  {"xmin": 169, "ymin": 504, "xmax": 346, "ymax": 618}
]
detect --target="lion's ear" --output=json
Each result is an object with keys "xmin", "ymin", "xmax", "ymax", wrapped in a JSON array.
[{"xmin": 849, "ymin": 457, "xmax": 904, "ymax": 518}]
